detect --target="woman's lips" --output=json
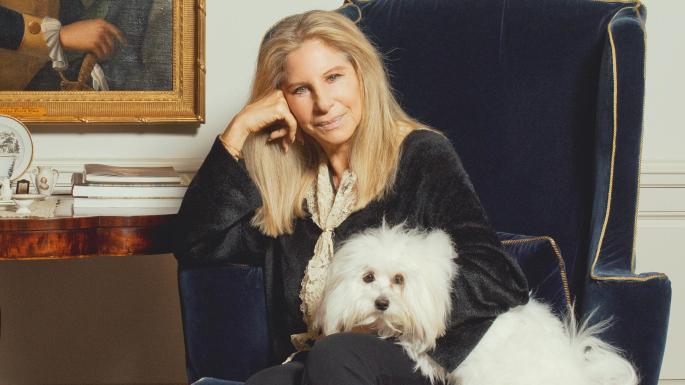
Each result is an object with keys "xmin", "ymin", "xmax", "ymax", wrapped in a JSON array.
[{"xmin": 314, "ymin": 114, "xmax": 345, "ymax": 131}]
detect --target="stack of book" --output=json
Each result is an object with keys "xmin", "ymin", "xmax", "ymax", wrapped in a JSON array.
[{"xmin": 71, "ymin": 164, "xmax": 188, "ymax": 214}]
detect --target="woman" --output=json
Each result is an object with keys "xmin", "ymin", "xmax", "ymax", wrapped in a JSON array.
[{"xmin": 173, "ymin": 10, "xmax": 529, "ymax": 385}]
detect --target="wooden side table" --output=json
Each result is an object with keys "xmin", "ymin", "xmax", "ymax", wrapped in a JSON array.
[{"xmin": 0, "ymin": 197, "xmax": 176, "ymax": 260}]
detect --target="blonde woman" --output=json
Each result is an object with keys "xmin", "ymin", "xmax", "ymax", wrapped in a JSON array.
[{"xmin": 174, "ymin": 10, "xmax": 528, "ymax": 385}]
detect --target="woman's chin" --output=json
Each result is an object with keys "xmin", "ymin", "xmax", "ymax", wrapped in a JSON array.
[
  {"xmin": 321, "ymin": 135, "xmax": 353, "ymax": 151},
  {"xmin": 313, "ymin": 127, "xmax": 355, "ymax": 151}
]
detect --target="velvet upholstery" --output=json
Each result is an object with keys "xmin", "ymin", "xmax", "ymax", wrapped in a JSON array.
[
  {"xmin": 178, "ymin": 265, "xmax": 269, "ymax": 383},
  {"xmin": 178, "ymin": 1, "xmax": 671, "ymax": 384},
  {"xmin": 499, "ymin": 233, "xmax": 571, "ymax": 313}
]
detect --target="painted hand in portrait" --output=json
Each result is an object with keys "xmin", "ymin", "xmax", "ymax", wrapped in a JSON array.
[{"xmin": 0, "ymin": 0, "xmax": 172, "ymax": 91}]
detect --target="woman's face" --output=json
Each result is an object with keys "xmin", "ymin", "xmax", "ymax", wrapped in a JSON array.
[{"xmin": 282, "ymin": 39, "xmax": 363, "ymax": 156}]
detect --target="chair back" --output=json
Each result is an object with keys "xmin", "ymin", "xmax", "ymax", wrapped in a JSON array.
[{"xmin": 340, "ymin": 0, "xmax": 646, "ymax": 299}]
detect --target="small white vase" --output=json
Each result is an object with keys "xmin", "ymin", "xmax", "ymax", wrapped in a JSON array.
[{"xmin": 32, "ymin": 166, "xmax": 59, "ymax": 196}]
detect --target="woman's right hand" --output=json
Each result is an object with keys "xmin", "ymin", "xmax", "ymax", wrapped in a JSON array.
[{"xmin": 220, "ymin": 90, "xmax": 298, "ymax": 155}]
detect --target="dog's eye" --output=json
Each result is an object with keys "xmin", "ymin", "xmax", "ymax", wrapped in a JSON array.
[
  {"xmin": 363, "ymin": 272, "xmax": 375, "ymax": 283},
  {"xmin": 393, "ymin": 274, "xmax": 404, "ymax": 285}
]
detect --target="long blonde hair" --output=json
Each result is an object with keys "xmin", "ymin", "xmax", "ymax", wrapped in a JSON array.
[{"xmin": 243, "ymin": 10, "xmax": 423, "ymax": 237}]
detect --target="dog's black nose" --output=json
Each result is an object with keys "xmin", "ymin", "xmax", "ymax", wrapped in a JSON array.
[{"xmin": 375, "ymin": 297, "xmax": 390, "ymax": 311}]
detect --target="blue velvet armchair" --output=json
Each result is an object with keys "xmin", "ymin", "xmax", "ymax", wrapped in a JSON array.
[{"xmin": 176, "ymin": 1, "xmax": 671, "ymax": 384}]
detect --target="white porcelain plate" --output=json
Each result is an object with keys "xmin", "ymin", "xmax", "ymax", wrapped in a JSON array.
[{"xmin": 0, "ymin": 115, "xmax": 34, "ymax": 181}]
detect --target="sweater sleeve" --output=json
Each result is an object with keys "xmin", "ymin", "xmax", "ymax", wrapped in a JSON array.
[
  {"xmin": 0, "ymin": 6, "xmax": 50, "ymax": 58},
  {"xmin": 0, "ymin": 5, "xmax": 24, "ymax": 50},
  {"xmin": 172, "ymin": 136, "xmax": 270, "ymax": 267},
  {"xmin": 400, "ymin": 130, "xmax": 529, "ymax": 372}
]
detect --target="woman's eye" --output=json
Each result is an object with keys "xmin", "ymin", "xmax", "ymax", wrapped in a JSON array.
[
  {"xmin": 363, "ymin": 272, "xmax": 375, "ymax": 283},
  {"xmin": 293, "ymin": 86, "xmax": 307, "ymax": 95},
  {"xmin": 327, "ymin": 73, "xmax": 342, "ymax": 82}
]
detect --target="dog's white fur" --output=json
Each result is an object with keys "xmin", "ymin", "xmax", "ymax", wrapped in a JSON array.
[{"xmin": 313, "ymin": 223, "xmax": 638, "ymax": 385}]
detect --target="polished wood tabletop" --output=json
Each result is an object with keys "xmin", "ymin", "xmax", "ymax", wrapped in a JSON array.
[{"xmin": 0, "ymin": 197, "xmax": 177, "ymax": 260}]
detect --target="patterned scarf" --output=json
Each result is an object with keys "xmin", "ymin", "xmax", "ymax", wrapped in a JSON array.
[{"xmin": 291, "ymin": 162, "xmax": 357, "ymax": 352}]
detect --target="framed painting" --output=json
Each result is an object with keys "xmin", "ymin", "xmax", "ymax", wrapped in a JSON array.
[{"xmin": 0, "ymin": 0, "xmax": 205, "ymax": 124}]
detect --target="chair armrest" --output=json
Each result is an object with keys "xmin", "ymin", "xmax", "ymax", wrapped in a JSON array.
[
  {"xmin": 178, "ymin": 264, "xmax": 269, "ymax": 383},
  {"xmin": 588, "ymin": 4, "xmax": 650, "ymax": 279},
  {"xmin": 497, "ymin": 232, "xmax": 571, "ymax": 313},
  {"xmin": 583, "ymin": 273, "xmax": 671, "ymax": 385},
  {"xmin": 583, "ymin": 7, "xmax": 672, "ymax": 383}
]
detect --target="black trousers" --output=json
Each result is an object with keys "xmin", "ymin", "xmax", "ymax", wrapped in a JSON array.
[{"xmin": 245, "ymin": 333, "xmax": 434, "ymax": 385}]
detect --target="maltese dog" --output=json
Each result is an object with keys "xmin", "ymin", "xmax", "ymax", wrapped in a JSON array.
[{"xmin": 313, "ymin": 223, "xmax": 637, "ymax": 385}]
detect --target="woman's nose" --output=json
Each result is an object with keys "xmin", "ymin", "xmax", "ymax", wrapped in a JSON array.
[{"xmin": 314, "ymin": 92, "xmax": 334, "ymax": 114}]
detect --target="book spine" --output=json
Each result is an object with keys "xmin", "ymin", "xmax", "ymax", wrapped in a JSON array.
[
  {"xmin": 72, "ymin": 185, "xmax": 187, "ymax": 198},
  {"xmin": 72, "ymin": 197, "xmax": 183, "ymax": 208},
  {"xmin": 84, "ymin": 175, "xmax": 182, "ymax": 183}
]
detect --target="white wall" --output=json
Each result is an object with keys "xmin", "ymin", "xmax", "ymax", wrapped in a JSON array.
[
  {"xmin": 641, "ymin": 0, "xmax": 685, "ymax": 164},
  {"xmin": 0, "ymin": 0, "xmax": 682, "ymax": 383}
]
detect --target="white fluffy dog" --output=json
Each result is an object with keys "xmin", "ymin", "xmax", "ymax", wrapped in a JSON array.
[{"xmin": 313, "ymin": 223, "xmax": 638, "ymax": 385}]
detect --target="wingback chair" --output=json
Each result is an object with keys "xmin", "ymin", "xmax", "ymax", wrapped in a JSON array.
[{"xmin": 176, "ymin": 1, "xmax": 672, "ymax": 384}]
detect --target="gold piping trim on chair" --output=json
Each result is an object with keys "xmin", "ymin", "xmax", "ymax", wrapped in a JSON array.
[
  {"xmin": 631, "ymin": 4, "xmax": 645, "ymax": 273},
  {"xmin": 502, "ymin": 237, "xmax": 572, "ymax": 309},
  {"xmin": 590, "ymin": 6, "xmax": 667, "ymax": 282}
]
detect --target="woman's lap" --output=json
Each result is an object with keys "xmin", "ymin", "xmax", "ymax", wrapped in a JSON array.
[
  {"xmin": 245, "ymin": 332, "xmax": 432, "ymax": 385},
  {"xmin": 245, "ymin": 359, "xmax": 305, "ymax": 385}
]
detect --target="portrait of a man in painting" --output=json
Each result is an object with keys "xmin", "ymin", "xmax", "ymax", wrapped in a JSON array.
[{"xmin": 0, "ymin": 0, "xmax": 172, "ymax": 92}]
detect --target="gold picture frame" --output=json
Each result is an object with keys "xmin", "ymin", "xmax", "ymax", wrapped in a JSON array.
[{"xmin": 0, "ymin": 0, "xmax": 205, "ymax": 124}]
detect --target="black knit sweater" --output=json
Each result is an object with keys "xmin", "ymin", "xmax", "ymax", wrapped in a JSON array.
[{"xmin": 172, "ymin": 129, "xmax": 529, "ymax": 372}]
